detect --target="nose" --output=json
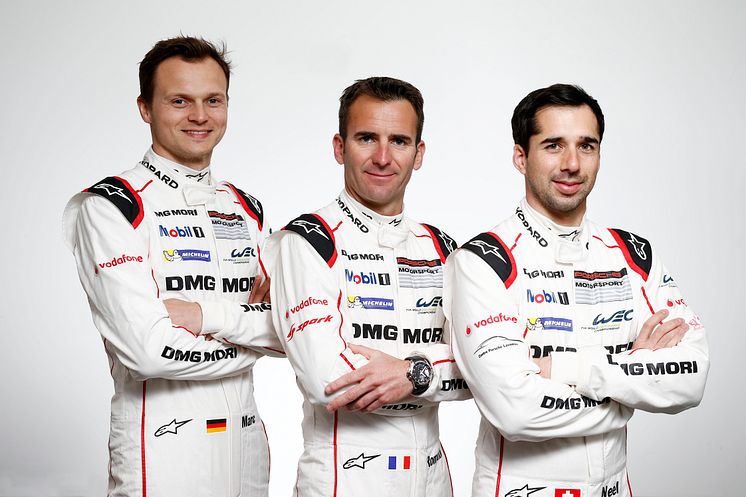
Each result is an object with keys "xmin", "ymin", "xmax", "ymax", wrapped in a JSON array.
[
  {"xmin": 189, "ymin": 102, "xmax": 208, "ymax": 124},
  {"xmin": 561, "ymin": 147, "xmax": 580, "ymax": 173},
  {"xmin": 372, "ymin": 142, "xmax": 391, "ymax": 166}
]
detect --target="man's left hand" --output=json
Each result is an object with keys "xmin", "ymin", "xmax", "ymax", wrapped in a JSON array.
[
  {"xmin": 164, "ymin": 299, "xmax": 203, "ymax": 334},
  {"xmin": 325, "ymin": 344, "xmax": 413, "ymax": 413}
]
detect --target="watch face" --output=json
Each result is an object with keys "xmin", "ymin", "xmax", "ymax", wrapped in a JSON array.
[{"xmin": 412, "ymin": 362, "xmax": 432, "ymax": 387}]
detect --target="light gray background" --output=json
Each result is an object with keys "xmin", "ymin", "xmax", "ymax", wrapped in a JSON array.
[{"xmin": 1, "ymin": 1, "xmax": 743, "ymax": 496}]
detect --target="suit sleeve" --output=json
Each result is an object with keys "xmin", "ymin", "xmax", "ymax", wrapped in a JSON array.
[
  {"xmin": 263, "ymin": 231, "xmax": 371, "ymax": 406},
  {"xmin": 445, "ymin": 248, "xmax": 633, "ymax": 442},
  {"xmin": 66, "ymin": 195, "xmax": 263, "ymax": 381},
  {"xmin": 407, "ymin": 327, "xmax": 472, "ymax": 403},
  {"xmin": 552, "ymin": 251, "xmax": 709, "ymax": 413}
]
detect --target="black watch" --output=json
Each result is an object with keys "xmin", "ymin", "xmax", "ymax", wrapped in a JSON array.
[{"xmin": 405, "ymin": 355, "xmax": 433, "ymax": 396}]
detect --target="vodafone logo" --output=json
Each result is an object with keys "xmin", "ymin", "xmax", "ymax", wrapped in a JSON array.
[
  {"xmin": 667, "ymin": 298, "xmax": 686, "ymax": 307},
  {"xmin": 287, "ymin": 297, "xmax": 329, "ymax": 318},
  {"xmin": 473, "ymin": 313, "xmax": 518, "ymax": 330},
  {"xmin": 98, "ymin": 254, "xmax": 144, "ymax": 269}
]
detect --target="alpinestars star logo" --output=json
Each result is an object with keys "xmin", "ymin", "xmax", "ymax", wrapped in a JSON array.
[
  {"xmin": 628, "ymin": 233, "xmax": 647, "ymax": 260},
  {"xmin": 186, "ymin": 171, "xmax": 208, "ymax": 182},
  {"xmin": 154, "ymin": 418, "xmax": 192, "ymax": 437},
  {"xmin": 291, "ymin": 219, "xmax": 328, "ymax": 239},
  {"xmin": 469, "ymin": 240, "xmax": 506, "ymax": 263},
  {"xmin": 505, "ymin": 484, "xmax": 546, "ymax": 497},
  {"xmin": 440, "ymin": 232, "xmax": 456, "ymax": 252},
  {"xmin": 559, "ymin": 229, "xmax": 580, "ymax": 241},
  {"xmin": 343, "ymin": 453, "xmax": 380, "ymax": 469},
  {"xmin": 94, "ymin": 183, "xmax": 132, "ymax": 203}
]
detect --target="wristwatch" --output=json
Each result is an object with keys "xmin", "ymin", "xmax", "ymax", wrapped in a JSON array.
[{"xmin": 405, "ymin": 355, "xmax": 433, "ymax": 396}]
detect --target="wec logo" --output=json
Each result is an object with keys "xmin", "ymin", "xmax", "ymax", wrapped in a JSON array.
[{"xmin": 593, "ymin": 309, "xmax": 633, "ymax": 325}]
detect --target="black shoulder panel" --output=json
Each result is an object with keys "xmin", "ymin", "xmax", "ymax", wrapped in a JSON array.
[
  {"xmin": 422, "ymin": 224, "xmax": 458, "ymax": 262},
  {"xmin": 462, "ymin": 232, "xmax": 517, "ymax": 289},
  {"xmin": 608, "ymin": 228, "xmax": 653, "ymax": 281},
  {"xmin": 224, "ymin": 182, "xmax": 264, "ymax": 231},
  {"xmin": 284, "ymin": 214, "xmax": 337, "ymax": 267},
  {"xmin": 85, "ymin": 176, "xmax": 144, "ymax": 229}
]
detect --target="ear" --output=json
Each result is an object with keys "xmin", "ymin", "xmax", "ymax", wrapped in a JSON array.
[
  {"xmin": 513, "ymin": 144, "xmax": 528, "ymax": 175},
  {"xmin": 137, "ymin": 97, "xmax": 152, "ymax": 124},
  {"xmin": 413, "ymin": 140, "xmax": 425, "ymax": 171},
  {"xmin": 332, "ymin": 134, "xmax": 345, "ymax": 165}
]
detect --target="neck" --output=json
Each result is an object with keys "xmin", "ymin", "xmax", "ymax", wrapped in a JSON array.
[
  {"xmin": 344, "ymin": 188, "xmax": 403, "ymax": 217},
  {"xmin": 151, "ymin": 144, "xmax": 210, "ymax": 171}
]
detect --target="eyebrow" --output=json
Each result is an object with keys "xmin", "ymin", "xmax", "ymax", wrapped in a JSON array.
[{"xmin": 539, "ymin": 136, "xmax": 599, "ymax": 145}]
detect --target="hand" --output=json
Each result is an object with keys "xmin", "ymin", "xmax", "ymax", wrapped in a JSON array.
[
  {"xmin": 324, "ymin": 344, "xmax": 412, "ymax": 413},
  {"xmin": 531, "ymin": 355, "xmax": 552, "ymax": 379},
  {"xmin": 249, "ymin": 273, "xmax": 271, "ymax": 304},
  {"xmin": 633, "ymin": 309, "xmax": 689, "ymax": 351},
  {"xmin": 163, "ymin": 299, "xmax": 203, "ymax": 334}
]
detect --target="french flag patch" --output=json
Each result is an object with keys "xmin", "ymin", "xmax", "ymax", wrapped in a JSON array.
[{"xmin": 388, "ymin": 455, "xmax": 411, "ymax": 470}]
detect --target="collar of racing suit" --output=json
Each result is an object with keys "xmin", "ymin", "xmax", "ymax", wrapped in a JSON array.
[
  {"xmin": 518, "ymin": 197, "xmax": 590, "ymax": 263},
  {"xmin": 338, "ymin": 189, "xmax": 408, "ymax": 248},
  {"xmin": 142, "ymin": 148, "xmax": 217, "ymax": 205}
]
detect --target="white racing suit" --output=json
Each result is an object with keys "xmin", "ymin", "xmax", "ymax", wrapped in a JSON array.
[
  {"xmin": 254, "ymin": 191, "xmax": 470, "ymax": 497},
  {"xmin": 444, "ymin": 199, "xmax": 709, "ymax": 497},
  {"xmin": 63, "ymin": 149, "xmax": 283, "ymax": 497}
]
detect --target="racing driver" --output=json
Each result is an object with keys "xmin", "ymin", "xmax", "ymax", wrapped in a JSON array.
[
  {"xmin": 258, "ymin": 77, "xmax": 470, "ymax": 496},
  {"xmin": 63, "ymin": 37, "xmax": 282, "ymax": 497},
  {"xmin": 444, "ymin": 84, "xmax": 709, "ymax": 497}
]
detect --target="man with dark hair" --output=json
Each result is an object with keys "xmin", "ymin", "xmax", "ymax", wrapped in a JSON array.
[
  {"xmin": 63, "ymin": 36, "xmax": 281, "ymax": 496},
  {"xmin": 444, "ymin": 83, "xmax": 709, "ymax": 496},
  {"xmin": 258, "ymin": 76, "xmax": 469, "ymax": 496}
]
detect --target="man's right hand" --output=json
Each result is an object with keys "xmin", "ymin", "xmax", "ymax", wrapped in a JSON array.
[
  {"xmin": 164, "ymin": 299, "xmax": 203, "ymax": 334},
  {"xmin": 633, "ymin": 309, "xmax": 689, "ymax": 350}
]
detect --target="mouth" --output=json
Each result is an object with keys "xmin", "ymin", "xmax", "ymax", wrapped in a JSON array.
[
  {"xmin": 183, "ymin": 130, "xmax": 211, "ymax": 138},
  {"xmin": 553, "ymin": 180, "xmax": 583, "ymax": 195}
]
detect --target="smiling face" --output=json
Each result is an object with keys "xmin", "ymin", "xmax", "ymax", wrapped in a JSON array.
[
  {"xmin": 513, "ymin": 104, "xmax": 601, "ymax": 226},
  {"xmin": 333, "ymin": 95, "xmax": 425, "ymax": 216},
  {"xmin": 137, "ymin": 56, "xmax": 228, "ymax": 170}
]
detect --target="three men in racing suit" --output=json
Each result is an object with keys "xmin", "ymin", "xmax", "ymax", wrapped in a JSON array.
[
  {"xmin": 444, "ymin": 84, "xmax": 709, "ymax": 497},
  {"xmin": 63, "ymin": 37, "xmax": 281, "ymax": 497},
  {"xmin": 259, "ymin": 77, "xmax": 470, "ymax": 496}
]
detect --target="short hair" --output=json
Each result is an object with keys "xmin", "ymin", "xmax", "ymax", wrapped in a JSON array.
[
  {"xmin": 511, "ymin": 84, "xmax": 605, "ymax": 153},
  {"xmin": 338, "ymin": 77, "xmax": 425, "ymax": 143},
  {"xmin": 138, "ymin": 36, "xmax": 231, "ymax": 104}
]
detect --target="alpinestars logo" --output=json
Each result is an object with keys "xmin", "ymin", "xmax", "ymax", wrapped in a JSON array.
[
  {"xmin": 291, "ymin": 219, "xmax": 328, "ymax": 239},
  {"xmin": 628, "ymin": 233, "xmax": 647, "ymax": 260},
  {"xmin": 343, "ymin": 453, "xmax": 380, "ymax": 469},
  {"xmin": 93, "ymin": 183, "xmax": 131, "ymax": 202},
  {"xmin": 185, "ymin": 171, "xmax": 208, "ymax": 182},
  {"xmin": 154, "ymin": 418, "xmax": 192, "ymax": 437},
  {"xmin": 506, "ymin": 485, "xmax": 546, "ymax": 497},
  {"xmin": 469, "ymin": 240, "xmax": 506, "ymax": 263},
  {"xmin": 439, "ymin": 232, "xmax": 456, "ymax": 252}
]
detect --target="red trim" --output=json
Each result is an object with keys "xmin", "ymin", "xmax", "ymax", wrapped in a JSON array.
[
  {"xmin": 224, "ymin": 182, "xmax": 263, "ymax": 231},
  {"xmin": 487, "ymin": 231, "xmax": 518, "ymax": 289},
  {"xmin": 421, "ymin": 224, "xmax": 447, "ymax": 263},
  {"xmin": 171, "ymin": 324, "xmax": 199, "ymax": 337},
  {"xmin": 340, "ymin": 353, "xmax": 356, "ymax": 371},
  {"xmin": 140, "ymin": 381, "xmax": 147, "ymax": 497},
  {"xmin": 333, "ymin": 412, "xmax": 339, "ymax": 497},
  {"xmin": 494, "ymin": 434, "xmax": 504, "ymax": 497},
  {"xmin": 640, "ymin": 287, "xmax": 655, "ymax": 314},
  {"xmin": 627, "ymin": 473, "xmax": 634, "ymax": 497},
  {"xmin": 608, "ymin": 229, "xmax": 648, "ymax": 281},
  {"xmin": 336, "ymin": 291, "xmax": 347, "ymax": 348},
  {"xmin": 257, "ymin": 245, "xmax": 269, "ymax": 279},
  {"xmin": 510, "ymin": 233, "xmax": 522, "ymax": 251},
  {"xmin": 332, "ymin": 220, "xmax": 343, "ymax": 232},
  {"xmin": 311, "ymin": 213, "xmax": 338, "ymax": 267},
  {"xmin": 441, "ymin": 442, "xmax": 454, "ymax": 497},
  {"xmin": 433, "ymin": 359, "xmax": 455, "ymax": 366},
  {"xmin": 592, "ymin": 234, "xmax": 617, "ymax": 248},
  {"xmin": 115, "ymin": 176, "xmax": 145, "ymax": 229},
  {"xmin": 262, "ymin": 346, "xmax": 286, "ymax": 355},
  {"xmin": 135, "ymin": 179, "xmax": 153, "ymax": 193},
  {"xmin": 150, "ymin": 269, "xmax": 159, "ymax": 298},
  {"xmin": 261, "ymin": 419, "xmax": 271, "ymax": 483}
]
